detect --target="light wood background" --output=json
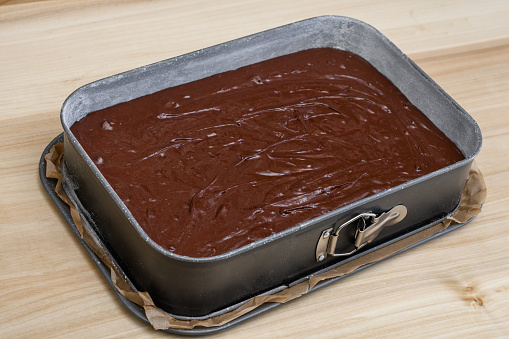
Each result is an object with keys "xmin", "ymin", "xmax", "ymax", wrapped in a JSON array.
[{"xmin": 1, "ymin": 0, "xmax": 508, "ymax": 337}]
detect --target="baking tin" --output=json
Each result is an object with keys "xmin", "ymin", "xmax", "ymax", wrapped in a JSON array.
[
  {"xmin": 59, "ymin": 16, "xmax": 482, "ymax": 318},
  {"xmin": 40, "ymin": 134, "xmax": 476, "ymax": 335}
]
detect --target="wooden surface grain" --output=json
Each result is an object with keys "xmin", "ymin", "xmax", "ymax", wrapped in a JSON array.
[{"xmin": 1, "ymin": 0, "xmax": 508, "ymax": 337}]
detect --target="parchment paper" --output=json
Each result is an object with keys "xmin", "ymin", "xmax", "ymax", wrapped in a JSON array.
[{"xmin": 45, "ymin": 143, "xmax": 486, "ymax": 330}]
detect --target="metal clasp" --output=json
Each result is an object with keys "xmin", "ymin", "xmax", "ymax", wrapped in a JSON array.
[{"xmin": 316, "ymin": 205, "xmax": 407, "ymax": 262}]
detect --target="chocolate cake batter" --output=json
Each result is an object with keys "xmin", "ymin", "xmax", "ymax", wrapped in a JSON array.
[{"xmin": 71, "ymin": 48, "xmax": 464, "ymax": 257}]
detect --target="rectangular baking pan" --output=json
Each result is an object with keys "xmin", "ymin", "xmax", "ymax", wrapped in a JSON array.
[{"xmin": 59, "ymin": 16, "xmax": 482, "ymax": 318}]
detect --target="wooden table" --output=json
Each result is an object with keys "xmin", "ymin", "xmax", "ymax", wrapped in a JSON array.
[{"xmin": 2, "ymin": 0, "xmax": 508, "ymax": 337}]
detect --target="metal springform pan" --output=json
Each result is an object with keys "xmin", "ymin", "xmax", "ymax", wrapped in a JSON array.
[{"xmin": 59, "ymin": 16, "xmax": 482, "ymax": 318}]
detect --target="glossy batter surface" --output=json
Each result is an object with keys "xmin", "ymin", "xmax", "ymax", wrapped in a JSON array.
[{"xmin": 71, "ymin": 48, "xmax": 464, "ymax": 257}]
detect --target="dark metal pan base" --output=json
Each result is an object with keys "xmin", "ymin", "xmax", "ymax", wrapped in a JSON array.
[{"xmin": 39, "ymin": 134, "xmax": 475, "ymax": 335}]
